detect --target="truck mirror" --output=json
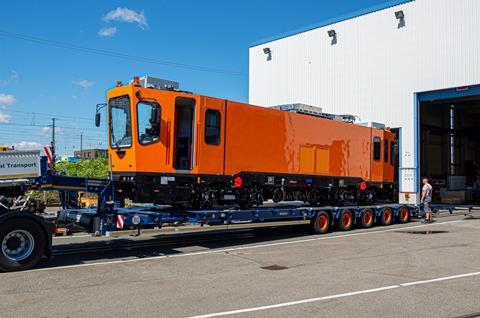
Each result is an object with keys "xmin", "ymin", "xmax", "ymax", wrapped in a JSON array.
[{"xmin": 95, "ymin": 112, "xmax": 101, "ymax": 127}]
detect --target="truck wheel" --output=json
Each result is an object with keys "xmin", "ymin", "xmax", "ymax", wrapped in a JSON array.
[
  {"xmin": 360, "ymin": 209, "xmax": 374, "ymax": 228},
  {"xmin": 397, "ymin": 207, "xmax": 410, "ymax": 224},
  {"xmin": 0, "ymin": 219, "xmax": 46, "ymax": 272},
  {"xmin": 379, "ymin": 207, "xmax": 394, "ymax": 226},
  {"xmin": 311, "ymin": 211, "xmax": 330, "ymax": 234},
  {"xmin": 338, "ymin": 210, "xmax": 354, "ymax": 231}
]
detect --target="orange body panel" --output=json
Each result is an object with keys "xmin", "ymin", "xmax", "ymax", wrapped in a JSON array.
[
  {"xmin": 224, "ymin": 101, "xmax": 375, "ymax": 181},
  {"xmin": 107, "ymin": 86, "xmax": 394, "ymax": 184}
]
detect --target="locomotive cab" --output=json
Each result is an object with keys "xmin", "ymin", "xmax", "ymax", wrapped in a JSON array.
[{"xmin": 103, "ymin": 77, "xmax": 227, "ymax": 207}]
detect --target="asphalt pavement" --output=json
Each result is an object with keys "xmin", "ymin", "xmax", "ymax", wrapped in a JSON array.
[{"xmin": 0, "ymin": 215, "xmax": 479, "ymax": 318}]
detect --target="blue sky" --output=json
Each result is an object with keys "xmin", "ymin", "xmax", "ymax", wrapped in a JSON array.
[{"xmin": 0, "ymin": 0, "xmax": 392, "ymax": 156}]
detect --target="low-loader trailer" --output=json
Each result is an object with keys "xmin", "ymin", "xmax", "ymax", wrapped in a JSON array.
[{"xmin": 0, "ymin": 171, "xmax": 415, "ymax": 272}]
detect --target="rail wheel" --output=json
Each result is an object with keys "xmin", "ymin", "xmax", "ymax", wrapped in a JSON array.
[
  {"xmin": 379, "ymin": 207, "xmax": 394, "ymax": 226},
  {"xmin": 338, "ymin": 209, "xmax": 354, "ymax": 231},
  {"xmin": 311, "ymin": 211, "xmax": 330, "ymax": 234},
  {"xmin": 0, "ymin": 218, "xmax": 46, "ymax": 272},
  {"xmin": 396, "ymin": 206, "xmax": 410, "ymax": 224},
  {"xmin": 359, "ymin": 208, "xmax": 374, "ymax": 228}
]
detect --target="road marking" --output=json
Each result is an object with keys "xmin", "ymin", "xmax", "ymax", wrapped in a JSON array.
[
  {"xmin": 188, "ymin": 271, "xmax": 480, "ymax": 318},
  {"xmin": 25, "ymin": 219, "xmax": 465, "ymax": 273}
]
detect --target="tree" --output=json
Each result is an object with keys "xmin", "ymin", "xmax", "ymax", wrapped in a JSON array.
[{"xmin": 55, "ymin": 158, "xmax": 109, "ymax": 179}]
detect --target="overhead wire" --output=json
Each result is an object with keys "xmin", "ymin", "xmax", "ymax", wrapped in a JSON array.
[{"xmin": 0, "ymin": 30, "xmax": 247, "ymax": 77}]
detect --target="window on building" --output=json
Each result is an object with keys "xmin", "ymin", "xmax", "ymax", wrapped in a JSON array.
[
  {"xmin": 373, "ymin": 137, "xmax": 381, "ymax": 161},
  {"xmin": 384, "ymin": 139, "xmax": 389, "ymax": 163},
  {"xmin": 205, "ymin": 110, "xmax": 221, "ymax": 145}
]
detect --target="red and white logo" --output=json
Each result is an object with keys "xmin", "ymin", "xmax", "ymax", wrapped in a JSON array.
[
  {"xmin": 116, "ymin": 215, "xmax": 126, "ymax": 229},
  {"xmin": 44, "ymin": 146, "xmax": 54, "ymax": 165}
]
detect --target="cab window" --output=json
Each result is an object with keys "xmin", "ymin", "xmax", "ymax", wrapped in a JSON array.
[
  {"xmin": 137, "ymin": 101, "xmax": 161, "ymax": 145},
  {"xmin": 205, "ymin": 110, "xmax": 221, "ymax": 145},
  {"xmin": 109, "ymin": 95, "xmax": 132, "ymax": 148},
  {"xmin": 384, "ymin": 139, "xmax": 389, "ymax": 163},
  {"xmin": 373, "ymin": 137, "xmax": 381, "ymax": 161},
  {"xmin": 390, "ymin": 140, "xmax": 395, "ymax": 166}
]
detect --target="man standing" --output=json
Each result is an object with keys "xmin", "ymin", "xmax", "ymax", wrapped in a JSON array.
[{"xmin": 421, "ymin": 177, "xmax": 433, "ymax": 223}]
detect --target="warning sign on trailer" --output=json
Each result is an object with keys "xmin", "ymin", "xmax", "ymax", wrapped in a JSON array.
[{"xmin": 0, "ymin": 151, "xmax": 41, "ymax": 179}]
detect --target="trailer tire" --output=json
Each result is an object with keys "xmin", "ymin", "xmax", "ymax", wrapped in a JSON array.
[
  {"xmin": 311, "ymin": 211, "xmax": 330, "ymax": 234},
  {"xmin": 0, "ymin": 218, "xmax": 46, "ymax": 272},
  {"xmin": 338, "ymin": 210, "xmax": 354, "ymax": 231},
  {"xmin": 379, "ymin": 207, "xmax": 394, "ymax": 226},
  {"xmin": 397, "ymin": 207, "xmax": 410, "ymax": 224},
  {"xmin": 359, "ymin": 209, "xmax": 374, "ymax": 228}
]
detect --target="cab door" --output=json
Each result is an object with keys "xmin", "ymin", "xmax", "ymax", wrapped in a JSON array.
[
  {"xmin": 196, "ymin": 96, "xmax": 226, "ymax": 175},
  {"xmin": 382, "ymin": 131, "xmax": 395, "ymax": 183},
  {"xmin": 370, "ymin": 129, "xmax": 384, "ymax": 183}
]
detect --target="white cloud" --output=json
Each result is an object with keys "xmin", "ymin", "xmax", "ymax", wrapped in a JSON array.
[
  {"xmin": 73, "ymin": 79, "xmax": 94, "ymax": 88},
  {"xmin": 0, "ymin": 70, "xmax": 18, "ymax": 85},
  {"xmin": 0, "ymin": 111, "xmax": 11, "ymax": 123},
  {"xmin": 41, "ymin": 126, "xmax": 65, "ymax": 137},
  {"xmin": 98, "ymin": 27, "xmax": 117, "ymax": 37},
  {"xmin": 0, "ymin": 93, "xmax": 16, "ymax": 106},
  {"xmin": 102, "ymin": 7, "xmax": 148, "ymax": 29},
  {"xmin": 12, "ymin": 141, "xmax": 44, "ymax": 151}
]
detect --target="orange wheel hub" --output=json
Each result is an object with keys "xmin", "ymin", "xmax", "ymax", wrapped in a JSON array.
[
  {"xmin": 317, "ymin": 214, "xmax": 328, "ymax": 231},
  {"xmin": 383, "ymin": 209, "xmax": 392, "ymax": 223},
  {"xmin": 363, "ymin": 210, "xmax": 373, "ymax": 225},
  {"xmin": 341, "ymin": 212, "xmax": 352, "ymax": 228},
  {"xmin": 400, "ymin": 208, "xmax": 409, "ymax": 221}
]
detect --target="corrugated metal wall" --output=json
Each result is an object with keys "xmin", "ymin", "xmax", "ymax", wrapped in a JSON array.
[{"xmin": 249, "ymin": 0, "xmax": 480, "ymax": 197}]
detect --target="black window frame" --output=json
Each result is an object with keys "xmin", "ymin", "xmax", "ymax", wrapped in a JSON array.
[
  {"xmin": 136, "ymin": 100, "xmax": 162, "ymax": 146},
  {"xmin": 204, "ymin": 109, "xmax": 221, "ymax": 145},
  {"xmin": 373, "ymin": 137, "xmax": 381, "ymax": 162}
]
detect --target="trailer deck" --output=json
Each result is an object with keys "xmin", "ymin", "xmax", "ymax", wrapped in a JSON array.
[{"xmin": 0, "ymin": 173, "xmax": 417, "ymax": 272}]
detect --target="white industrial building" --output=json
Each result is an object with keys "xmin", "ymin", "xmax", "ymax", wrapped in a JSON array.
[{"xmin": 249, "ymin": 0, "xmax": 480, "ymax": 204}]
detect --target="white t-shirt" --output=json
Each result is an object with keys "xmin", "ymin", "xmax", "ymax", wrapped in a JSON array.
[{"xmin": 422, "ymin": 183, "xmax": 433, "ymax": 203}]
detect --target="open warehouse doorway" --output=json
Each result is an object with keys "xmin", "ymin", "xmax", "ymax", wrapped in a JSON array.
[{"xmin": 419, "ymin": 86, "xmax": 480, "ymax": 204}]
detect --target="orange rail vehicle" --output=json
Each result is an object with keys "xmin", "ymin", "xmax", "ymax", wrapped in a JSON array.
[{"xmin": 98, "ymin": 76, "xmax": 395, "ymax": 209}]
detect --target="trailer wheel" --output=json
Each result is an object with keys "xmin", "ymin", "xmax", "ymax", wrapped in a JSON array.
[
  {"xmin": 0, "ymin": 218, "xmax": 46, "ymax": 272},
  {"xmin": 338, "ymin": 210, "xmax": 354, "ymax": 231},
  {"xmin": 379, "ymin": 207, "xmax": 394, "ymax": 226},
  {"xmin": 397, "ymin": 207, "xmax": 410, "ymax": 224},
  {"xmin": 360, "ymin": 209, "xmax": 374, "ymax": 228},
  {"xmin": 311, "ymin": 211, "xmax": 330, "ymax": 234}
]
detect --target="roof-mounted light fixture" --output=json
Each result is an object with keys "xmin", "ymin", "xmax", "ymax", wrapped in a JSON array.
[
  {"xmin": 327, "ymin": 30, "xmax": 337, "ymax": 45},
  {"xmin": 263, "ymin": 47, "xmax": 272, "ymax": 61},
  {"xmin": 395, "ymin": 10, "xmax": 406, "ymax": 28}
]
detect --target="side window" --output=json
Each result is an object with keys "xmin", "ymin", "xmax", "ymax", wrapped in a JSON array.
[
  {"xmin": 137, "ymin": 101, "xmax": 161, "ymax": 145},
  {"xmin": 373, "ymin": 137, "xmax": 381, "ymax": 161},
  {"xmin": 205, "ymin": 110, "xmax": 221, "ymax": 145},
  {"xmin": 390, "ymin": 141, "xmax": 395, "ymax": 166},
  {"xmin": 384, "ymin": 139, "xmax": 389, "ymax": 163}
]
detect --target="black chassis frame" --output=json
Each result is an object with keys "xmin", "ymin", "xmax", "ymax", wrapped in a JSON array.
[{"xmin": 113, "ymin": 171, "xmax": 393, "ymax": 207}]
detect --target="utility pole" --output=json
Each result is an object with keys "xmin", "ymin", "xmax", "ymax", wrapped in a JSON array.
[
  {"xmin": 80, "ymin": 131, "xmax": 83, "ymax": 152},
  {"xmin": 50, "ymin": 118, "xmax": 56, "ymax": 162}
]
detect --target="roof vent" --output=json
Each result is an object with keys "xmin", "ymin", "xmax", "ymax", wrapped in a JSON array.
[
  {"xmin": 270, "ymin": 103, "xmax": 357, "ymax": 123},
  {"xmin": 135, "ymin": 76, "xmax": 180, "ymax": 91}
]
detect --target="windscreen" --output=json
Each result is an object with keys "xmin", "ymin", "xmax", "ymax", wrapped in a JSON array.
[{"xmin": 109, "ymin": 95, "xmax": 132, "ymax": 148}]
